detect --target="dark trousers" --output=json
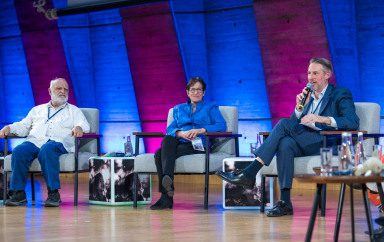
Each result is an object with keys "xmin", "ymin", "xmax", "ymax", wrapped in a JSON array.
[
  {"xmin": 10, "ymin": 140, "xmax": 68, "ymax": 191},
  {"xmin": 154, "ymin": 135, "xmax": 203, "ymax": 194},
  {"xmin": 253, "ymin": 118, "xmax": 323, "ymax": 189}
]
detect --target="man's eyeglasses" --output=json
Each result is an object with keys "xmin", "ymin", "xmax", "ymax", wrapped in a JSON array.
[{"xmin": 188, "ymin": 88, "xmax": 203, "ymax": 94}]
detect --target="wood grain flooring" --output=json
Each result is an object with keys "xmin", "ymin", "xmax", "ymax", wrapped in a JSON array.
[{"xmin": 0, "ymin": 175, "xmax": 381, "ymax": 242}]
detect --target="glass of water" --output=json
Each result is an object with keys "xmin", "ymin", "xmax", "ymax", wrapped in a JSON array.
[
  {"xmin": 320, "ymin": 147, "xmax": 333, "ymax": 175},
  {"xmin": 249, "ymin": 143, "xmax": 258, "ymax": 157}
]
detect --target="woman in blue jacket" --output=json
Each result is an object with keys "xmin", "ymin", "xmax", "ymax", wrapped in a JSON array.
[{"xmin": 150, "ymin": 77, "xmax": 227, "ymax": 210}]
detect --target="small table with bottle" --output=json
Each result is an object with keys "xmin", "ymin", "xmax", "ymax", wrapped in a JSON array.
[
  {"xmin": 88, "ymin": 136, "xmax": 152, "ymax": 205},
  {"xmin": 301, "ymin": 131, "xmax": 384, "ymax": 242},
  {"xmin": 296, "ymin": 175, "xmax": 384, "ymax": 242}
]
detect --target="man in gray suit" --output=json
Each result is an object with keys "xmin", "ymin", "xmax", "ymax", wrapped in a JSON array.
[{"xmin": 217, "ymin": 57, "xmax": 359, "ymax": 217}]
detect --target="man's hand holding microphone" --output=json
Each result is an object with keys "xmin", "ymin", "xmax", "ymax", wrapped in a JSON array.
[
  {"xmin": 296, "ymin": 83, "xmax": 332, "ymax": 125},
  {"xmin": 295, "ymin": 83, "xmax": 313, "ymax": 112}
]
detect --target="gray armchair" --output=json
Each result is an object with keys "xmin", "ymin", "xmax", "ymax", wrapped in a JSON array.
[
  {"xmin": 2, "ymin": 108, "xmax": 100, "ymax": 206},
  {"xmin": 132, "ymin": 106, "xmax": 241, "ymax": 209}
]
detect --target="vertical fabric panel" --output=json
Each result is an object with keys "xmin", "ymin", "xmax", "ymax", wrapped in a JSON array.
[
  {"xmin": 0, "ymin": 0, "xmax": 35, "ymax": 123},
  {"xmin": 88, "ymin": 10, "xmax": 142, "ymax": 153},
  {"xmin": 121, "ymin": 2, "xmax": 186, "ymax": 152},
  {"xmin": 54, "ymin": 0, "xmax": 142, "ymax": 153},
  {"xmin": 0, "ymin": 0, "xmax": 35, "ymax": 151},
  {"xmin": 356, "ymin": 0, "xmax": 384, "ymax": 109},
  {"xmin": 253, "ymin": 0, "xmax": 331, "ymax": 120},
  {"xmin": 356, "ymin": 0, "xmax": 384, "ymax": 137},
  {"xmin": 170, "ymin": 0, "xmax": 209, "ymax": 84},
  {"xmin": 320, "ymin": 0, "xmax": 361, "ymax": 100},
  {"xmin": 55, "ymin": 11, "xmax": 96, "ymax": 108},
  {"xmin": 14, "ymin": 0, "xmax": 76, "ymax": 105},
  {"xmin": 203, "ymin": 0, "xmax": 272, "ymax": 155}
]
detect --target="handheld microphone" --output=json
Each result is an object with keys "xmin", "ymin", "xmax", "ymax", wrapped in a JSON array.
[{"xmin": 297, "ymin": 83, "xmax": 313, "ymax": 111}]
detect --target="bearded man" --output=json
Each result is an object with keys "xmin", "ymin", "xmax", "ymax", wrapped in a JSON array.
[{"xmin": 0, "ymin": 78, "xmax": 90, "ymax": 207}]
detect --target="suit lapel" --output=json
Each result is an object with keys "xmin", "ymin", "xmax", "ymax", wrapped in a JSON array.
[{"xmin": 318, "ymin": 84, "xmax": 334, "ymax": 115}]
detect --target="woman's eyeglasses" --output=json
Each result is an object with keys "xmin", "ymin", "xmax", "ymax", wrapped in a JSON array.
[{"xmin": 188, "ymin": 88, "xmax": 203, "ymax": 94}]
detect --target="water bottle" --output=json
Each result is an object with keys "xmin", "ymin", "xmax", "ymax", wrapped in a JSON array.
[
  {"xmin": 249, "ymin": 134, "xmax": 262, "ymax": 157},
  {"xmin": 124, "ymin": 135, "xmax": 133, "ymax": 157},
  {"xmin": 354, "ymin": 132, "xmax": 365, "ymax": 166},
  {"xmin": 256, "ymin": 133, "xmax": 262, "ymax": 147},
  {"xmin": 338, "ymin": 132, "xmax": 354, "ymax": 175}
]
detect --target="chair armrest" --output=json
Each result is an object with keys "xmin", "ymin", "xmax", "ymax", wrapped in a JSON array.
[
  {"xmin": 76, "ymin": 133, "xmax": 101, "ymax": 139},
  {"xmin": 204, "ymin": 132, "xmax": 242, "ymax": 157},
  {"xmin": 261, "ymin": 130, "xmax": 377, "ymax": 140},
  {"xmin": 2, "ymin": 134, "xmax": 27, "ymax": 138},
  {"xmin": 1, "ymin": 135, "xmax": 27, "ymax": 156},
  {"xmin": 204, "ymin": 132, "xmax": 242, "ymax": 138},
  {"xmin": 319, "ymin": 130, "xmax": 367, "ymax": 135},
  {"xmin": 363, "ymin": 133, "xmax": 384, "ymax": 139},
  {"xmin": 132, "ymin": 132, "xmax": 165, "ymax": 156},
  {"xmin": 319, "ymin": 131, "xmax": 384, "ymax": 139},
  {"xmin": 320, "ymin": 130, "xmax": 367, "ymax": 145},
  {"xmin": 75, "ymin": 133, "xmax": 101, "ymax": 154},
  {"xmin": 74, "ymin": 133, "xmax": 101, "ymax": 170},
  {"xmin": 259, "ymin": 132, "xmax": 270, "ymax": 141},
  {"xmin": 132, "ymin": 132, "xmax": 165, "ymax": 138}
]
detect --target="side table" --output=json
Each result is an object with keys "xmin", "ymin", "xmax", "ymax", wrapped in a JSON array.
[
  {"xmin": 222, "ymin": 157, "xmax": 275, "ymax": 209},
  {"xmin": 89, "ymin": 156, "xmax": 151, "ymax": 205},
  {"xmin": 296, "ymin": 175, "xmax": 384, "ymax": 242}
]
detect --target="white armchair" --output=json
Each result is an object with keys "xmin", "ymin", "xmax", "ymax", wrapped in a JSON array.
[{"xmin": 2, "ymin": 108, "xmax": 100, "ymax": 206}]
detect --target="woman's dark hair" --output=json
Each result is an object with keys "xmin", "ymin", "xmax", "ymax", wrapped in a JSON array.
[{"xmin": 186, "ymin": 76, "xmax": 206, "ymax": 91}]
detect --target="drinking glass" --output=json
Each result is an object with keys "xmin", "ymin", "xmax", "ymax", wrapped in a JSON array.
[
  {"xmin": 249, "ymin": 143, "xmax": 258, "ymax": 157},
  {"xmin": 320, "ymin": 147, "xmax": 333, "ymax": 175},
  {"xmin": 249, "ymin": 134, "xmax": 262, "ymax": 157}
]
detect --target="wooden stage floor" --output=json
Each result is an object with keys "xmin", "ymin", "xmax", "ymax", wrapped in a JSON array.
[{"xmin": 0, "ymin": 176, "xmax": 382, "ymax": 242}]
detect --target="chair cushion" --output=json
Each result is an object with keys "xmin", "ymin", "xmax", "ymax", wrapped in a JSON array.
[
  {"xmin": 134, "ymin": 152, "xmax": 235, "ymax": 173},
  {"xmin": 4, "ymin": 152, "xmax": 95, "ymax": 172}
]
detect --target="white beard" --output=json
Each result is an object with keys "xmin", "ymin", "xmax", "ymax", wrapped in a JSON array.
[{"xmin": 51, "ymin": 93, "xmax": 68, "ymax": 106}]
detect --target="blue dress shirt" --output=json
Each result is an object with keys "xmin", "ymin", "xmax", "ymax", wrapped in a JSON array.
[{"xmin": 166, "ymin": 100, "xmax": 227, "ymax": 145}]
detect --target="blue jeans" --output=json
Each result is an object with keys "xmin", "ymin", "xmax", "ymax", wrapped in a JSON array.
[{"xmin": 10, "ymin": 140, "xmax": 68, "ymax": 191}]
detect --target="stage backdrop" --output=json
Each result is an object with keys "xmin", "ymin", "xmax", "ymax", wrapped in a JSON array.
[{"xmin": 0, "ymin": 0, "xmax": 383, "ymax": 154}]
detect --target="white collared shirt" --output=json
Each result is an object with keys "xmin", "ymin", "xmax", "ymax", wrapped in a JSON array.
[{"xmin": 9, "ymin": 102, "xmax": 90, "ymax": 152}]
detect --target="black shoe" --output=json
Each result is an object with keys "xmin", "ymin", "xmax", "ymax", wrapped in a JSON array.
[
  {"xmin": 5, "ymin": 190, "xmax": 27, "ymax": 206},
  {"xmin": 162, "ymin": 175, "xmax": 174, "ymax": 197},
  {"xmin": 265, "ymin": 200, "xmax": 293, "ymax": 217},
  {"xmin": 215, "ymin": 171, "xmax": 255, "ymax": 188},
  {"xmin": 365, "ymin": 226, "xmax": 384, "ymax": 240},
  {"xmin": 150, "ymin": 194, "xmax": 173, "ymax": 210},
  {"xmin": 44, "ymin": 190, "xmax": 61, "ymax": 207},
  {"xmin": 376, "ymin": 217, "xmax": 384, "ymax": 227}
]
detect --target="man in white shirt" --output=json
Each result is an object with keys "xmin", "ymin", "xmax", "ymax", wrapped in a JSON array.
[{"xmin": 0, "ymin": 78, "xmax": 90, "ymax": 207}]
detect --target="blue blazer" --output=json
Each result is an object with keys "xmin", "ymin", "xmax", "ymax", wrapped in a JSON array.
[{"xmin": 292, "ymin": 84, "xmax": 359, "ymax": 131}]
